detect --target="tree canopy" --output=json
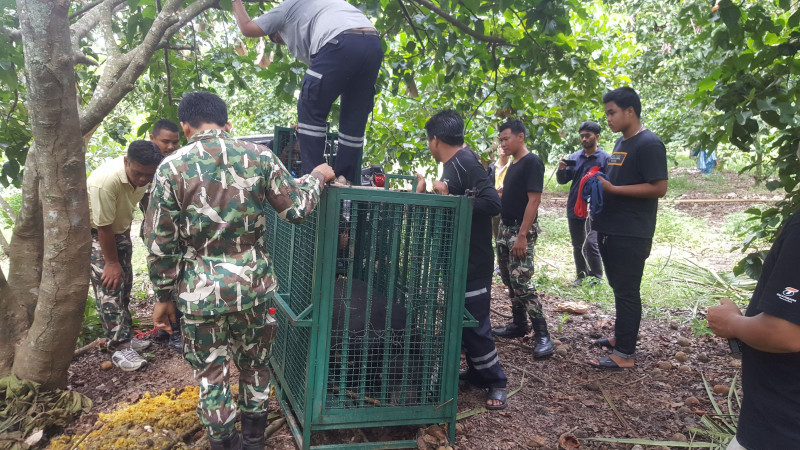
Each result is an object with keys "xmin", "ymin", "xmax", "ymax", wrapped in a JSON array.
[{"xmin": 1, "ymin": 0, "xmax": 798, "ymax": 272}]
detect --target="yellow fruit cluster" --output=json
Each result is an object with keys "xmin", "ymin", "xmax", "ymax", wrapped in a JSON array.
[{"xmin": 50, "ymin": 386, "xmax": 201, "ymax": 450}]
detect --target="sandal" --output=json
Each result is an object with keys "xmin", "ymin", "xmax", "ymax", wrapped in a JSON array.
[
  {"xmin": 586, "ymin": 355, "xmax": 631, "ymax": 370},
  {"xmin": 591, "ymin": 338, "xmax": 615, "ymax": 349},
  {"xmin": 486, "ymin": 388, "xmax": 508, "ymax": 410}
]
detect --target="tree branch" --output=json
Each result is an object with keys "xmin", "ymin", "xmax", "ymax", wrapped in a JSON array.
[
  {"xmin": 99, "ymin": 0, "xmax": 121, "ymax": 59},
  {"xmin": 397, "ymin": 0, "xmax": 426, "ymax": 55},
  {"xmin": 0, "ymin": 195, "xmax": 16, "ymax": 223},
  {"xmin": 409, "ymin": 0, "xmax": 510, "ymax": 45},
  {"xmin": 0, "ymin": 227, "xmax": 9, "ymax": 257},
  {"xmin": 0, "ymin": 25, "xmax": 21, "ymax": 41},
  {"xmin": 69, "ymin": 0, "xmax": 107, "ymax": 20},
  {"xmin": 79, "ymin": 0, "xmax": 218, "ymax": 136}
]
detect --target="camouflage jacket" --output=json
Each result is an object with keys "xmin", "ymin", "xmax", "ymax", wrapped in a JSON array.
[{"xmin": 144, "ymin": 129, "xmax": 324, "ymax": 316}]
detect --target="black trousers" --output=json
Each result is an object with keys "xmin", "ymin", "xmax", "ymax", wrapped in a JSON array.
[
  {"xmin": 462, "ymin": 277, "xmax": 507, "ymax": 388},
  {"xmin": 297, "ymin": 32, "xmax": 383, "ymax": 183},
  {"xmin": 567, "ymin": 217, "xmax": 603, "ymax": 279},
  {"xmin": 597, "ymin": 233, "xmax": 652, "ymax": 358}
]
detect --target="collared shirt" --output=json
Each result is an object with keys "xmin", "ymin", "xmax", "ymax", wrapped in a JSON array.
[
  {"xmin": 87, "ymin": 156, "xmax": 149, "ymax": 235},
  {"xmin": 144, "ymin": 129, "xmax": 324, "ymax": 316},
  {"xmin": 253, "ymin": 0, "xmax": 374, "ymax": 65},
  {"xmin": 555, "ymin": 147, "xmax": 611, "ymax": 220},
  {"xmin": 494, "ymin": 159, "xmax": 510, "ymax": 189}
]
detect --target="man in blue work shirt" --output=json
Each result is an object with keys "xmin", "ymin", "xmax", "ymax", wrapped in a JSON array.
[
  {"xmin": 232, "ymin": 0, "xmax": 383, "ymax": 184},
  {"xmin": 556, "ymin": 121, "xmax": 610, "ymax": 287}
]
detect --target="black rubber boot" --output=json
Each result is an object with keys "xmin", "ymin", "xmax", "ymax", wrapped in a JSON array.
[
  {"xmin": 531, "ymin": 317, "xmax": 555, "ymax": 359},
  {"xmin": 209, "ymin": 431, "xmax": 242, "ymax": 450},
  {"xmin": 492, "ymin": 308, "xmax": 530, "ymax": 338},
  {"xmin": 241, "ymin": 411, "xmax": 268, "ymax": 449}
]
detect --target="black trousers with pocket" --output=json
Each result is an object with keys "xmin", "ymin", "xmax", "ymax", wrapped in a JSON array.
[
  {"xmin": 597, "ymin": 233, "xmax": 652, "ymax": 358},
  {"xmin": 297, "ymin": 31, "xmax": 383, "ymax": 183}
]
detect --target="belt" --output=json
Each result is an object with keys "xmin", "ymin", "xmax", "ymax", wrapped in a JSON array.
[
  {"xmin": 340, "ymin": 28, "xmax": 379, "ymax": 37},
  {"xmin": 501, "ymin": 218, "xmax": 523, "ymax": 227}
]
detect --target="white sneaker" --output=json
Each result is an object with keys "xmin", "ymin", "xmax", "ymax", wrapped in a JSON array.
[
  {"xmin": 130, "ymin": 338, "xmax": 151, "ymax": 352},
  {"xmin": 112, "ymin": 348, "xmax": 147, "ymax": 372}
]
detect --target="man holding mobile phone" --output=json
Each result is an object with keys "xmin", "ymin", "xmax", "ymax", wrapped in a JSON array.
[{"xmin": 556, "ymin": 121, "xmax": 610, "ymax": 287}]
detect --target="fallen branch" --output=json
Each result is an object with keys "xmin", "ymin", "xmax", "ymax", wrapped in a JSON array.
[
  {"xmin": 265, "ymin": 417, "xmax": 286, "ymax": 438},
  {"xmin": 457, "ymin": 370, "xmax": 526, "ymax": 420},
  {"xmin": 330, "ymin": 387, "xmax": 381, "ymax": 406},
  {"xmin": 489, "ymin": 307, "xmax": 512, "ymax": 319},
  {"xmin": 164, "ymin": 423, "xmax": 203, "ymax": 450},
  {"xmin": 598, "ymin": 384, "xmax": 635, "ymax": 435},
  {"xmin": 73, "ymin": 338, "xmax": 106, "ymax": 358},
  {"xmin": 493, "ymin": 336, "xmax": 535, "ymax": 353}
]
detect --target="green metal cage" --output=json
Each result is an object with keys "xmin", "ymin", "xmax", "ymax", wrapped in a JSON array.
[
  {"xmin": 273, "ymin": 126, "xmax": 341, "ymax": 176},
  {"xmin": 264, "ymin": 185, "xmax": 474, "ymax": 449}
]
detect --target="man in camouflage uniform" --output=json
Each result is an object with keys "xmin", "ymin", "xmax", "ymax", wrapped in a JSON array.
[
  {"xmin": 87, "ymin": 140, "xmax": 163, "ymax": 371},
  {"xmin": 144, "ymin": 91, "xmax": 334, "ymax": 449},
  {"xmin": 491, "ymin": 120, "xmax": 554, "ymax": 360},
  {"xmin": 138, "ymin": 118, "xmax": 184, "ymax": 351}
]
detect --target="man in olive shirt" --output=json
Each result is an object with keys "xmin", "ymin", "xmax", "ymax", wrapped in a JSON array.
[{"xmin": 88, "ymin": 141, "xmax": 163, "ymax": 371}]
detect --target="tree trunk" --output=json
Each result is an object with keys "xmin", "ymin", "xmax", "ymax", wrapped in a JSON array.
[{"xmin": 3, "ymin": 0, "xmax": 92, "ymax": 389}]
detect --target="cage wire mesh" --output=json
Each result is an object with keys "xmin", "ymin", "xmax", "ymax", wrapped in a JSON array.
[
  {"xmin": 264, "ymin": 186, "xmax": 470, "ymax": 449},
  {"xmin": 328, "ymin": 199, "xmax": 455, "ymax": 409},
  {"xmin": 273, "ymin": 126, "xmax": 339, "ymax": 177}
]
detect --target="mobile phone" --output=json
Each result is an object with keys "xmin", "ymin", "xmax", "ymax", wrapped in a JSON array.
[{"xmin": 563, "ymin": 159, "xmax": 576, "ymax": 167}]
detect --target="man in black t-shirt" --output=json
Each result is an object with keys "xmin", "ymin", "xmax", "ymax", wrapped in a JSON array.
[
  {"xmin": 415, "ymin": 110, "xmax": 509, "ymax": 410},
  {"xmin": 588, "ymin": 87, "xmax": 668, "ymax": 370},
  {"xmin": 491, "ymin": 120, "xmax": 554, "ymax": 360},
  {"xmin": 707, "ymin": 145, "xmax": 800, "ymax": 450}
]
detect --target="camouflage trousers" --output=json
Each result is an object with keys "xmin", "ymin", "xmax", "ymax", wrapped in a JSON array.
[
  {"xmin": 496, "ymin": 222, "xmax": 543, "ymax": 320},
  {"xmin": 182, "ymin": 302, "xmax": 276, "ymax": 438},
  {"xmin": 90, "ymin": 229, "xmax": 133, "ymax": 343}
]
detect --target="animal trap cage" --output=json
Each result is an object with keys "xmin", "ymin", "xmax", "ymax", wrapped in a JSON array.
[
  {"xmin": 272, "ymin": 125, "xmax": 341, "ymax": 177},
  {"xmin": 264, "ymin": 185, "xmax": 474, "ymax": 449}
]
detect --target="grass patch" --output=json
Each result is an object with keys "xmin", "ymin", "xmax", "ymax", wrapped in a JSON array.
[{"xmin": 534, "ymin": 204, "xmax": 744, "ymax": 318}]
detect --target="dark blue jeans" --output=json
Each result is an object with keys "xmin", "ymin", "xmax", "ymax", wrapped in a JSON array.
[
  {"xmin": 597, "ymin": 233, "xmax": 652, "ymax": 358},
  {"xmin": 297, "ymin": 31, "xmax": 383, "ymax": 183}
]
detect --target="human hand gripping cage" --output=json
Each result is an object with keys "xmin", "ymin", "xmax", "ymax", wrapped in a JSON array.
[{"xmin": 263, "ymin": 184, "xmax": 474, "ymax": 449}]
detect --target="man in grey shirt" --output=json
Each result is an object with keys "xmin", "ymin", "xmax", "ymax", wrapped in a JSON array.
[{"xmin": 233, "ymin": 0, "xmax": 383, "ymax": 184}]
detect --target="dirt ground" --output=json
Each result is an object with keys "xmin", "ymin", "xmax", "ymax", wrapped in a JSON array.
[
  {"xmin": 62, "ymin": 292, "xmax": 741, "ymax": 449},
  {"xmin": 57, "ymin": 166, "xmax": 754, "ymax": 449}
]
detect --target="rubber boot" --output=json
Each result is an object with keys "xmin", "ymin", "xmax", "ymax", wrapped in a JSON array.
[
  {"xmin": 531, "ymin": 317, "xmax": 555, "ymax": 359},
  {"xmin": 209, "ymin": 431, "xmax": 242, "ymax": 450},
  {"xmin": 241, "ymin": 411, "xmax": 268, "ymax": 449},
  {"xmin": 492, "ymin": 307, "xmax": 530, "ymax": 338}
]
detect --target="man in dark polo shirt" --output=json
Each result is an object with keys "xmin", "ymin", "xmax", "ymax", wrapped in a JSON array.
[
  {"xmin": 588, "ymin": 87, "xmax": 668, "ymax": 370},
  {"xmin": 491, "ymin": 120, "xmax": 554, "ymax": 360},
  {"xmin": 556, "ymin": 121, "xmax": 610, "ymax": 286},
  {"xmin": 415, "ymin": 110, "xmax": 509, "ymax": 409},
  {"xmin": 707, "ymin": 145, "xmax": 800, "ymax": 450}
]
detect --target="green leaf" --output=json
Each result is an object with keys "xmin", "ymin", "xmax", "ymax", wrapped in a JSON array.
[{"xmin": 718, "ymin": 0, "xmax": 743, "ymax": 41}]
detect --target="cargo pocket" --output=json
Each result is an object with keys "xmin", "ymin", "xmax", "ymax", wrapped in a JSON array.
[{"xmin": 300, "ymin": 69, "xmax": 323, "ymax": 102}]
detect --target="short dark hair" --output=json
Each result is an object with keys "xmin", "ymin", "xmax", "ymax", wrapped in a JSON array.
[
  {"xmin": 424, "ymin": 110, "xmax": 465, "ymax": 146},
  {"xmin": 579, "ymin": 121, "xmax": 601, "ymax": 135},
  {"xmin": 498, "ymin": 120, "xmax": 527, "ymax": 138},
  {"xmin": 127, "ymin": 140, "xmax": 163, "ymax": 166},
  {"xmin": 177, "ymin": 91, "xmax": 228, "ymax": 128},
  {"xmin": 152, "ymin": 119, "xmax": 179, "ymax": 136},
  {"xmin": 602, "ymin": 87, "xmax": 641, "ymax": 118}
]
